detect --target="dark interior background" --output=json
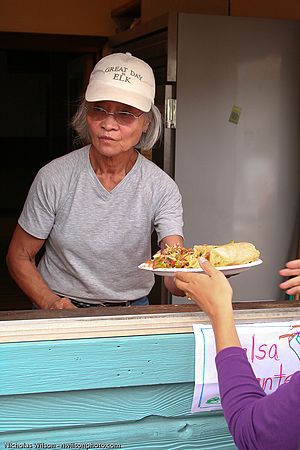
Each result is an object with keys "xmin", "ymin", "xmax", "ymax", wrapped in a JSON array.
[{"xmin": 0, "ymin": 34, "xmax": 104, "ymax": 309}]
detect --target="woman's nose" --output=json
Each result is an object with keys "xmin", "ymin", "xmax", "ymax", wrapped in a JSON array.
[{"xmin": 100, "ymin": 113, "xmax": 119, "ymax": 129}]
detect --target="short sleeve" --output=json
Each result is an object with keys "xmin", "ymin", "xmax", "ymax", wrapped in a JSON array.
[
  {"xmin": 154, "ymin": 179, "xmax": 184, "ymax": 244},
  {"xmin": 18, "ymin": 167, "xmax": 60, "ymax": 239}
]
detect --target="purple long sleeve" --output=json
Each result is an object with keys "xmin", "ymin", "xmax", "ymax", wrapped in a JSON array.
[{"xmin": 215, "ymin": 346, "xmax": 300, "ymax": 450}]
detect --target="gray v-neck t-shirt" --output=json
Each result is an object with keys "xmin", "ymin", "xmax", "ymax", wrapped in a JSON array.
[{"xmin": 18, "ymin": 146, "xmax": 184, "ymax": 302}]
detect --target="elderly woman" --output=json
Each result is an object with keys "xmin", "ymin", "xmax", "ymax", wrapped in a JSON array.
[{"xmin": 6, "ymin": 52, "xmax": 184, "ymax": 309}]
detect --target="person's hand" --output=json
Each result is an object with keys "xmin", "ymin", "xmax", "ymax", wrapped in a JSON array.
[
  {"xmin": 164, "ymin": 275, "xmax": 186, "ymax": 296},
  {"xmin": 279, "ymin": 259, "xmax": 300, "ymax": 296},
  {"xmin": 49, "ymin": 297, "xmax": 78, "ymax": 310},
  {"xmin": 174, "ymin": 257, "xmax": 233, "ymax": 320},
  {"xmin": 175, "ymin": 257, "xmax": 240, "ymax": 351}
]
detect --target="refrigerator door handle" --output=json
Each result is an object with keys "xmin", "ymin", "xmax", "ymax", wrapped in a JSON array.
[{"xmin": 165, "ymin": 98, "xmax": 177, "ymax": 129}]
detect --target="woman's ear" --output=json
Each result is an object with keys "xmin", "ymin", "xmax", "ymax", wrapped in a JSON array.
[{"xmin": 142, "ymin": 117, "xmax": 150, "ymax": 133}]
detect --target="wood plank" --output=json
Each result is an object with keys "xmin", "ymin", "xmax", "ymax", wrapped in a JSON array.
[
  {"xmin": 0, "ymin": 334, "xmax": 195, "ymax": 395},
  {"xmin": 1, "ymin": 300, "xmax": 298, "ymax": 321},
  {"xmin": 0, "ymin": 383, "xmax": 196, "ymax": 431},
  {"xmin": 0, "ymin": 303, "xmax": 299, "ymax": 343},
  {"xmin": 0, "ymin": 414, "xmax": 236, "ymax": 449}
]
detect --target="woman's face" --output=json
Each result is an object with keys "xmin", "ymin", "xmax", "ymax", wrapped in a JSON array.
[{"xmin": 86, "ymin": 101, "xmax": 149, "ymax": 157}]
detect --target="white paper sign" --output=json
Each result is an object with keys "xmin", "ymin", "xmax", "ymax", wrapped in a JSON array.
[{"xmin": 192, "ymin": 321, "xmax": 300, "ymax": 412}]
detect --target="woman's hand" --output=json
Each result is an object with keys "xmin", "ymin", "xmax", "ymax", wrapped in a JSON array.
[
  {"xmin": 174, "ymin": 257, "xmax": 240, "ymax": 352},
  {"xmin": 174, "ymin": 257, "xmax": 233, "ymax": 319},
  {"xmin": 49, "ymin": 297, "xmax": 78, "ymax": 310},
  {"xmin": 279, "ymin": 259, "xmax": 300, "ymax": 295}
]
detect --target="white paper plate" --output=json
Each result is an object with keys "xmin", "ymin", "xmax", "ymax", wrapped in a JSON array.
[{"xmin": 138, "ymin": 259, "xmax": 263, "ymax": 277}]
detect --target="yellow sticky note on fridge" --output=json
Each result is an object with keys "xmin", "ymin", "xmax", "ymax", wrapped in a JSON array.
[{"xmin": 229, "ymin": 105, "xmax": 242, "ymax": 124}]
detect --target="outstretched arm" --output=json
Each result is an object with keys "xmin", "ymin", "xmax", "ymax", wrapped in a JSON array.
[
  {"xmin": 174, "ymin": 259, "xmax": 300, "ymax": 450},
  {"xmin": 216, "ymin": 346, "xmax": 300, "ymax": 450}
]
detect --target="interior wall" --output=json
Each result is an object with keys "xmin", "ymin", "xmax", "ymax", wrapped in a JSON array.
[
  {"xmin": 2, "ymin": 0, "xmax": 299, "ymax": 39},
  {"xmin": 0, "ymin": 0, "xmax": 126, "ymax": 36},
  {"xmin": 141, "ymin": 0, "xmax": 300, "ymax": 22},
  {"xmin": 230, "ymin": 0, "xmax": 300, "ymax": 19},
  {"xmin": 142, "ymin": 0, "xmax": 229, "ymax": 22}
]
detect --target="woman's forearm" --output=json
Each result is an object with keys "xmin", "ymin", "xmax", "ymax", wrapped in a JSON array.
[
  {"xmin": 7, "ymin": 256, "xmax": 61, "ymax": 309},
  {"xmin": 6, "ymin": 225, "xmax": 76, "ymax": 309},
  {"xmin": 211, "ymin": 309, "xmax": 241, "ymax": 352}
]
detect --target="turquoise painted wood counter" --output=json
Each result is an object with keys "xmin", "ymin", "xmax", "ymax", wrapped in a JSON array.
[{"xmin": 1, "ymin": 302, "xmax": 299, "ymax": 450}]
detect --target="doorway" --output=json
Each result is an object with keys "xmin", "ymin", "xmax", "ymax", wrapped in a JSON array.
[{"xmin": 0, "ymin": 33, "xmax": 105, "ymax": 310}]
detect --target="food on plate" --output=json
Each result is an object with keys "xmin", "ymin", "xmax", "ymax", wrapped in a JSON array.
[
  {"xmin": 145, "ymin": 245, "xmax": 199, "ymax": 269},
  {"xmin": 144, "ymin": 241, "xmax": 260, "ymax": 269},
  {"xmin": 194, "ymin": 241, "xmax": 261, "ymax": 266}
]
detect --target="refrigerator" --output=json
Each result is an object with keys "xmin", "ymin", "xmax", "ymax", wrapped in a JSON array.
[
  {"xmin": 108, "ymin": 13, "xmax": 300, "ymax": 303},
  {"xmin": 174, "ymin": 14, "xmax": 300, "ymax": 302}
]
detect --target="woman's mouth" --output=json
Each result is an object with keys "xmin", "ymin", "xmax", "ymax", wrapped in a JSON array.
[{"xmin": 99, "ymin": 135, "xmax": 115, "ymax": 142}]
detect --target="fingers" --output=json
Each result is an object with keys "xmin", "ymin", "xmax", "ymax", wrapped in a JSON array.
[
  {"xmin": 60, "ymin": 298, "xmax": 78, "ymax": 310},
  {"xmin": 279, "ymin": 259, "xmax": 300, "ymax": 276},
  {"xmin": 279, "ymin": 275, "xmax": 300, "ymax": 293},
  {"xmin": 198, "ymin": 256, "xmax": 217, "ymax": 276},
  {"xmin": 285, "ymin": 286, "xmax": 300, "ymax": 296},
  {"xmin": 279, "ymin": 259, "xmax": 300, "ymax": 296},
  {"xmin": 174, "ymin": 258, "xmax": 226, "ymax": 292},
  {"xmin": 174, "ymin": 274, "xmax": 190, "ymax": 293},
  {"xmin": 285, "ymin": 259, "xmax": 300, "ymax": 269},
  {"xmin": 175, "ymin": 271, "xmax": 197, "ymax": 282},
  {"xmin": 49, "ymin": 297, "xmax": 78, "ymax": 310},
  {"xmin": 279, "ymin": 276, "xmax": 300, "ymax": 287},
  {"xmin": 199, "ymin": 257, "xmax": 229, "ymax": 284},
  {"xmin": 174, "ymin": 272, "xmax": 209, "ymax": 300},
  {"xmin": 279, "ymin": 268, "xmax": 300, "ymax": 277}
]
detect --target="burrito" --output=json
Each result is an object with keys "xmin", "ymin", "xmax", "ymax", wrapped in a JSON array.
[{"xmin": 194, "ymin": 241, "xmax": 260, "ymax": 266}]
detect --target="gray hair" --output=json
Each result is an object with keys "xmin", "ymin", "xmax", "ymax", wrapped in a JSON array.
[{"xmin": 71, "ymin": 99, "xmax": 162, "ymax": 150}]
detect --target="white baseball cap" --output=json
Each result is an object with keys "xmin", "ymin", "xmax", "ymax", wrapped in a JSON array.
[{"xmin": 85, "ymin": 52, "xmax": 155, "ymax": 112}]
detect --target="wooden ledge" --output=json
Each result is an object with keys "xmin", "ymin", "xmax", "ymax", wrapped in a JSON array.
[{"xmin": 0, "ymin": 301, "xmax": 299, "ymax": 343}]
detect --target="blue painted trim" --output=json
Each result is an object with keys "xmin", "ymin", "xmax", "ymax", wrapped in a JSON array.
[
  {"xmin": 0, "ymin": 334, "xmax": 195, "ymax": 395},
  {"xmin": 0, "ymin": 414, "xmax": 237, "ymax": 449},
  {"xmin": 0, "ymin": 331, "xmax": 237, "ymax": 449}
]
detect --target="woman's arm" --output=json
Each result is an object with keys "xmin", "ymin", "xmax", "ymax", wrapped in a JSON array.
[
  {"xmin": 174, "ymin": 259, "xmax": 300, "ymax": 450},
  {"xmin": 6, "ymin": 225, "xmax": 76, "ymax": 309},
  {"xmin": 217, "ymin": 347, "xmax": 300, "ymax": 450}
]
